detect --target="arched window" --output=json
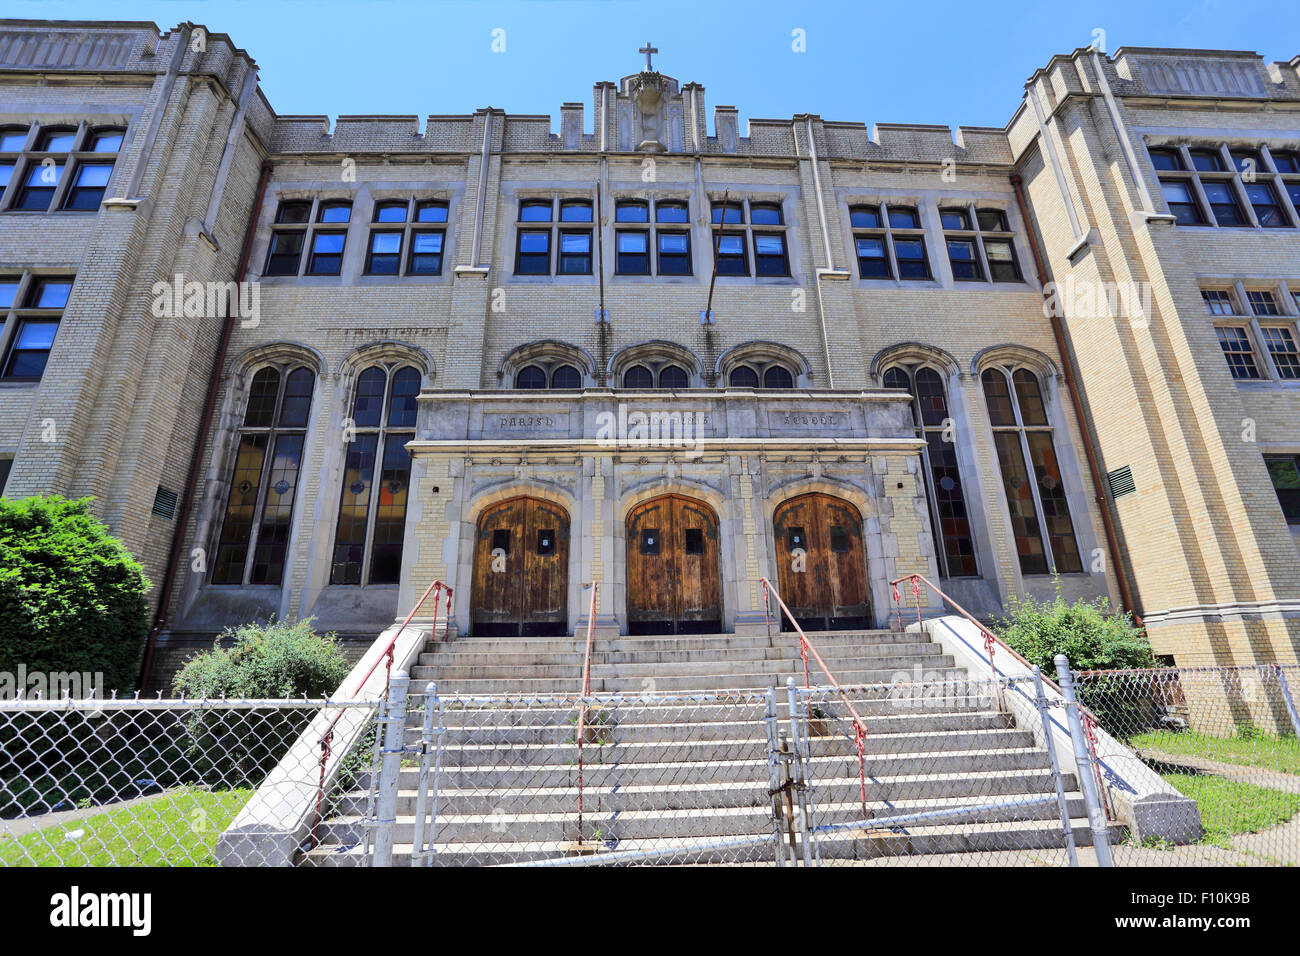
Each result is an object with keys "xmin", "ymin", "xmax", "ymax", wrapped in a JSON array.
[
  {"xmin": 658, "ymin": 364, "xmax": 688, "ymax": 389},
  {"xmin": 515, "ymin": 365, "xmax": 546, "ymax": 389},
  {"xmin": 331, "ymin": 365, "xmax": 420, "ymax": 585},
  {"xmin": 724, "ymin": 350, "xmax": 799, "ymax": 389},
  {"xmin": 981, "ymin": 366, "xmax": 1082, "ymax": 574},
  {"xmin": 624, "ymin": 365, "xmax": 654, "ymax": 389},
  {"xmin": 884, "ymin": 364, "xmax": 976, "ymax": 577},
  {"xmin": 214, "ymin": 365, "xmax": 316, "ymax": 585},
  {"xmin": 551, "ymin": 364, "xmax": 581, "ymax": 389},
  {"xmin": 729, "ymin": 365, "xmax": 759, "ymax": 388},
  {"xmin": 763, "ymin": 365, "xmax": 794, "ymax": 389}
]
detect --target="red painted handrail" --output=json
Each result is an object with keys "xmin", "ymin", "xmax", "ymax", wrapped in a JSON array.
[
  {"xmin": 888, "ymin": 571, "xmax": 1113, "ymax": 817},
  {"xmin": 307, "ymin": 579, "xmax": 453, "ymax": 852},
  {"xmin": 758, "ymin": 577, "xmax": 873, "ymax": 818},
  {"xmin": 576, "ymin": 582, "xmax": 599, "ymax": 844}
]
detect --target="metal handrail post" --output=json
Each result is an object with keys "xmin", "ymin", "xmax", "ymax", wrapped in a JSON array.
[
  {"xmin": 371, "ymin": 670, "xmax": 410, "ymax": 867},
  {"xmin": 1054, "ymin": 655, "xmax": 1113, "ymax": 866},
  {"xmin": 764, "ymin": 686, "xmax": 787, "ymax": 866},
  {"xmin": 1033, "ymin": 666, "xmax": 1078, "ymax": 867},
  {"xmin": 410, "ymin": 681, "xmax": 438, "ymax": 866},
  {"xmin": 786, "ymin": 677, "xmax": 816, "ymax": 866}
]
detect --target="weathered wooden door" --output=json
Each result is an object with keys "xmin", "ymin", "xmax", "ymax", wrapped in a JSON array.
[
  {"xmin": 471, "ymin": 496, "xmax": 569, "ymax": 636},
  {"xmin": 772, "ymin": 493, "xmax": 870, "ymax": 631},
  {"xmin": 626, "ymin": 495, "xmax": 723, "ymax": 635}
]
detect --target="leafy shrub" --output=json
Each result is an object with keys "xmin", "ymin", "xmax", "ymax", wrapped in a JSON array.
[
  {"xmin": 0, "ymin": 495, "xmax": 149, "ymax": 695},
  {"xmin": 996, "ymin": 580, "xmax": 1154, "ymax": 730},
  {"xmin": 996, "ymin": 582, "xmax": 1153, "ymax": 674},
  {"xmin": 172, "ymin": 617, "xmax": 350, "ymax": 699},
  {"xmin": 171, "ymin": 619, "xmax": 352, "ymax": 783}
]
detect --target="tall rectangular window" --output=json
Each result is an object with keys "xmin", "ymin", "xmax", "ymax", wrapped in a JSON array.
[
  {"xmin": 982, "ymin": 366, "xmax": 1082, "ymax": 575},
  {"xmin": 331, "ymin": 365, "xmax": 418, "ymax": 585},
  {"xmin": 213, "ymin": 366, "xmax": 315, "ymax": 586}
]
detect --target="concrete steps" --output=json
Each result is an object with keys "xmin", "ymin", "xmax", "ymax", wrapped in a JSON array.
[{"xmin": 303, "ymin": 626, "xmax": 1096, "ymax": 866}]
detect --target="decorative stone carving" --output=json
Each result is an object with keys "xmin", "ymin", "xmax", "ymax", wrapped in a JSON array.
[
  {"xmin": 629, "ymin": 71, "xmax": 667, "ymax": 152},
  {"xmin": 1139, "ymin": 57, "xmax": 1267, "ymax": 97}
]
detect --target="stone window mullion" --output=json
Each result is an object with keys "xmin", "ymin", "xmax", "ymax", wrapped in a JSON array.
[{"xmin": 1007, "ymin": 370, "xmax": 1058, "ymax": 565}]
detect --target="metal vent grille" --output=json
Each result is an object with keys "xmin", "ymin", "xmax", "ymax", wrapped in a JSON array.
[
  {"xmin": 1107, "ymin": 465, "xmax": 1136, "ymax": 500},
  {"xmin": 152, "ymin": 486, "xmax": 179, "ymax": 519}
]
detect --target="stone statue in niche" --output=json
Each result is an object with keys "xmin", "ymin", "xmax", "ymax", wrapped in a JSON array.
[{"xmin": 629, "ymin": 71, "xmax": 667, "ymax": 152}]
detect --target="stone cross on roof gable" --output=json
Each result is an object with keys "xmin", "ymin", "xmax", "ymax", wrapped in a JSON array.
[{"xmin": 639, "ymin": 41, "xmax": 658, "ymax": 71}]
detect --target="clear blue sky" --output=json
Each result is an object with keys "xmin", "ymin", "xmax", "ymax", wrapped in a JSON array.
[{"xmin": 12, "ymin": 0, "xmax": 1300, "ymax": 132}]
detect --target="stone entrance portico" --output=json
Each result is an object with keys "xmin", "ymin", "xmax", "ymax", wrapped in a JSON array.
[{"xmin": 399, "ymin": 387, "xmax": 935, "ymax": 636}]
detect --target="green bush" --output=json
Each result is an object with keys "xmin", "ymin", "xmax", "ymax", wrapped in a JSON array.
[
  {"xmin": 996, "ymin": 583, "xmax": 1153, "ymax": 673},
  {"xmin": 0, "ymin": 495, "xmax": 150, "ymax": 694},
  {"xmin": 996, "ymin": 580, "xmax": 1154, "ymax": 730},
  {"xmin": 172, "ymin": 617, "xmax": 351, "ymax": 699},
  {"xmin": 171, "ymin": 619, "xmax": 352, "ymax": 784}
]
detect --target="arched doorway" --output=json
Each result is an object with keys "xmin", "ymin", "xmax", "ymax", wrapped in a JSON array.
[
  {"xmin": 771, "ymin": 493, "xmax": 870, "ymax": 631},
  {"xmin": 471, "ymin": 496, "xmax": 569, "ymax": 636},
  {"xmin": 626, "ymin": 494, "xmax": 723, "ymax": 635}
]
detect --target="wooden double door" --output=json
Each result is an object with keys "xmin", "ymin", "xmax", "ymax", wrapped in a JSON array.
[
  {"xmin": 471, "ymin": 496, "xmax": 569, "ymax": 636},
  {"xmin": 626, "ymin": 495, "xmax": 723, "ymax": 635},
  {"xmin": 772, "ymin": 493, "xmax": 871, "ymax": 631}
]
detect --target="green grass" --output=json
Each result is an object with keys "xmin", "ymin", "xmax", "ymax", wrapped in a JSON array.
[
  {"xmin": 1132, "ymin": 729, "xmax": 1300, "ymax": 775},
  {"xmin": 1163, "ymin": 773, "xmax": 1300, "ymax": 849},
  {"xmin": 0, "ymin": 786, "xmax": 250, "ymax": 866}
]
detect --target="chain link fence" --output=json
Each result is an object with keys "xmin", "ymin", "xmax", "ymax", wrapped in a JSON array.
[
  {"xmin": 1073, "ymin": 663, "xmax": 1300, "ymax": 867},
  {"xmin": 789, "ymin": 674, "xmax": 1090, "ymax": 866},
  {"xmin": 307, "ymin": 680, "xmax": 787, "ymax": 866},
  {"xmin": 0, "ymin": 696, "xmax": 376, "ymax": 866},
  {"xmin": 5, "ymin": 661, "xmax": 1298, "ymax": 868}
]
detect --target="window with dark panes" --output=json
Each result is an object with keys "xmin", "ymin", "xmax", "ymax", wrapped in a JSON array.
[
  {"xmin": 623, "ymin": 365, "xmax": 653, "ymax": 389},
  {"xmin": 754, "ymin": 233, "xmax": 789, "ymax": 276},
  {"xmin": 763, "ymin": 365, "xmax": 794, "ymax": 389},
  {"xmin": 657, "ymin": 231, "xmax": 691, "ymax": 275},
  {"xmin": 551, "ymin": 364, "xmax": 581, "ymax": 389},
  {"xmin": 62, "ymin": 163, "xmax": 111, "ymax": 210},
  {"xmin": 1265, "ymin": 456, "xmax": 1300, "ymax": 524},
  {"xmin": 981, "ymin": 366, "xmax": 1081, "ymax": 575},
  {"xmin": 515, "ymin": 365, "xmax": 546, "ymax": 389},
  {"xmin": 658, "ymin": 364, "xmax": 688, "ymax": 389},
  {"xmin": 516, "ymin": 230, "xmax": 550, "ymax": 274},
  {"xmin": 1216, "ymin": 326, "xmax": 1261, "ymax": 379},
  {"xmin": 714, "ymin": 233, "xmax": 748, "ymax": 275},
  {"xmin": 2, "ymin": 277, "xmax": 72, "ymax": 381},
  {"xmin": 366, "ymin": 232, "xmax": 403, "ymax": 275},
  {"xmin": 616, "ymin": 230, "xmax": 649, "ymax": 274},
  {"xmin": 558, "ymin": 231, "xmax": 592, "ymax": 274},
  {"xmin": 215, "ymin": 366, "xmax": 315, "ymax": 586},
  {"xmin": 409, "ymin": 231, "xmax": 443, "ymax": 274},
  {"xmin": 883, "ymin": 364, "xmax": 977, "ymax": 577},
  {"xmin": 307, "ymin": 231, "xmax": 346, "ymax": 275},
  {"xmin": 330, "ymin": 365, "xmax": 418, "ymax": 585}
]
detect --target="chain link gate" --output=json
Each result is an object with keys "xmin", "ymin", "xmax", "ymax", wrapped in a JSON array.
[
  {"xmin": 356, "ymin": 676, "xmax": 786, "ymax": 866},
  {"xmin": 785, "ymin": 672, "xmax": 1085, "ymax": 866},
  {"xmin": 344, "ymin": 668, "xmax": 1094, "ymax": 866}
]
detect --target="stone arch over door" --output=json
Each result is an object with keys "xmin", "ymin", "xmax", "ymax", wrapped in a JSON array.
[
  {"xmin": 771, "ymin": 492, "xmax": 871, "ymax": 631},
  {"xmin": 625, "ymin": 494, "xmax": 723, "ymax": 634},
  {"xmin": 470, "ymin": 495, "xmax": 571, "ymax": 636}
]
